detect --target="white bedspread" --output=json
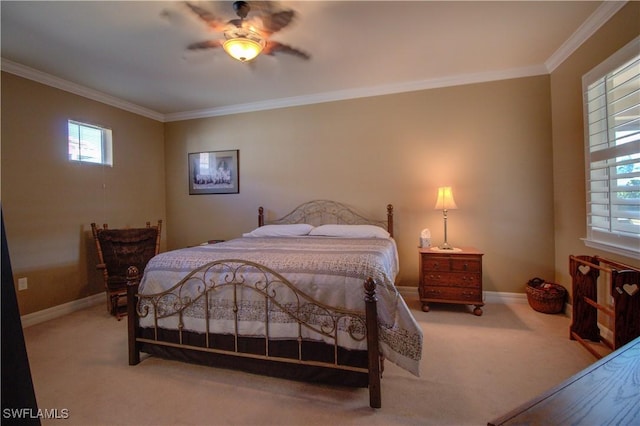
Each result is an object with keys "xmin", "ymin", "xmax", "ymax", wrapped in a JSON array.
[{"xmin": 138, "ymin": 236, "xmax": 422, "ymax": 376}]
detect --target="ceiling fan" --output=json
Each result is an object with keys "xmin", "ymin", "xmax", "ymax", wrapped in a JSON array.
[{"xmin": 185, "ymin": 1, "xmax": 310, "ymax": 63}]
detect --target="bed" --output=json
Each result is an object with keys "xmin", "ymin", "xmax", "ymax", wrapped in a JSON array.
[{"xmin": 126, "ymin": 200, "xmax": 423, "ymax": 408}]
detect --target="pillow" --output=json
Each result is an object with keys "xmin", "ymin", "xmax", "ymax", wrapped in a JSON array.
[
  {"xmin": 242, "ymin": 224, "xmax": 314, "ymax": 237},
  {"xmin": 308, "ymin": 224, "xmax": 390, "ymax": 239}
]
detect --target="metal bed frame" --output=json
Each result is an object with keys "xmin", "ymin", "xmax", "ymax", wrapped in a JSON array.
[{"xmin": 126, "ymin": 200, "xmax": 395, "ymax": 408}]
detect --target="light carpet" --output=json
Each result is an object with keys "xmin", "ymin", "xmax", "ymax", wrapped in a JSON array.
[{"xmin": 22, "ymin": 294, "xmax": 597, "ymax": 425}]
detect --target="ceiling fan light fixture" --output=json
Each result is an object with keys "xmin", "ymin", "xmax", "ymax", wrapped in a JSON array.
[{"xmin": 222, "ymin": 29, "xmax": 266, "ymax": 62}]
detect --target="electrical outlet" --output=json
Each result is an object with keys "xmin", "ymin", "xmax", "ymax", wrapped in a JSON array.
[{"xmin": 18, "ymin": 277, "xmax": 28, "ymax": 291}]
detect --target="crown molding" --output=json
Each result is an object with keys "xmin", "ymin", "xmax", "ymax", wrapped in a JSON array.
[
  {"xmin": 1, "ymin": 0, "xmax": 624, "ymax": 123},
  {"xmin": 545, "ymin": 1, "xmax": 628, "ymax": 72},
  {"xmin": 1, "ymin": 56, "xmax": 546, "ymax": 123},
  {"xmin": 164, "ymin": 64, "xmax": 548, "ymax": 121},
  {"xmin": 0, "ymin": 59, "xmax": 165, "ymax": 122}
]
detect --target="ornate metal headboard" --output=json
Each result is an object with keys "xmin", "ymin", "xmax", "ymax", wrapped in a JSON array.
[{"xmin": 258, "ymin": 200, "xmax": 394, "ymax": 238}]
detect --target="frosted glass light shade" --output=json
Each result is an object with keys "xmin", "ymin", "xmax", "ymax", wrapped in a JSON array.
[{"xmin": 223, "ymin": 37, "xmax": 264, "ymax": 62}]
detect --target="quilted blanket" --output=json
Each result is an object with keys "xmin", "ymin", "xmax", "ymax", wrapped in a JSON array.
[{"xmin": 138, "ymin": 237, "xmax": 422, "ymax": 376}]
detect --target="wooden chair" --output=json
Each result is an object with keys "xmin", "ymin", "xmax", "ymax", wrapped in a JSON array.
[{"xmin": 91, "ymin": 220, "xmax": 162, "ymax": 320}]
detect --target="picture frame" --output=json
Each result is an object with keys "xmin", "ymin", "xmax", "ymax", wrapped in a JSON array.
[{"xmin": 188, "ymin": 150, "xmax": 239, "ymax": 195}]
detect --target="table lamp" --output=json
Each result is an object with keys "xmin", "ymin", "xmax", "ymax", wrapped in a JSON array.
[{"xmin": 435, "ymin": 186, "xmax": 457, "ymax": 250}]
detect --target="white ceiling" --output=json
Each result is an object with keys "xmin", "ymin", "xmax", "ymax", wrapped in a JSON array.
[{"xmin": 0, "ymin": 1, "xmax": 623, "ymax": 121}]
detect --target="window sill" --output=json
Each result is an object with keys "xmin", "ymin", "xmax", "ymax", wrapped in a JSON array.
[{"xmin": 582, "ymin": 238, "xmax": 640, "ymax": 260}]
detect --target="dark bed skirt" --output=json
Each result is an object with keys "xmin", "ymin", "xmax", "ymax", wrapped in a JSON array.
[{"xmin": 138, "ymin": 327, "xmax": 370, "ymax": 387}]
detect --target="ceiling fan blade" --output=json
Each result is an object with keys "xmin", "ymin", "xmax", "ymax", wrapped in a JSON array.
[
  {"xmin": 244, "ymin": 0, "xmax": 281, "ymax": 22},
  {"xmin": 260, "ymin": 10, "xmax": 295, "ymax": 35},
  {"xmin": 263, "ymin": 41, "xmax": 310, "ymax": 60},
  {"xmin": 184, "ymin": 2, "xmax": 226, "ymax": 32},
  {"xmin": 187, "ymin": 40, "xmax": 223, "ymax": 51}
]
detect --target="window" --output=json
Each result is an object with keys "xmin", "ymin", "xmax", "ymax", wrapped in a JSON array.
[
  {"xmin": 582, "ymin": 36, "xmax": 640, "ymax": 257},
  {"xmin": 68, "ymin": 120, "xmax": 112, "ymax": 166}
]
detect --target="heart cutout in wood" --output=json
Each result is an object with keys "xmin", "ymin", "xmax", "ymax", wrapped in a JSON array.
[
  {"xmin": 622, "ymin": 283, "xmax": 639, "ymax": 296},
  {"xmin": 578, "ymin": 265, "xmax": 590, "ymax": 275}
]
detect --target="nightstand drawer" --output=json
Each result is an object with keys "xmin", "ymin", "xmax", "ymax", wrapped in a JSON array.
[
  {"xmin": 422, "ymin": 257, "xmax": 451, "ymax": 272},
  {"xmin": 422, "ymin": 272, "xmax": 449, "ymax": 286},
  {"xmin": 448, "ymin": 272, "xmax": 481, "ymax": 288},
  {"xmin": 451, "ymin": 258, "xmax": 481, "ymax": 273},
  {"xmin": 422, "ymin": 272, "xmax": 480, "ymax": 288},
  {"xmin": 421, "ymin": 286, "xmax": 481, "ymax": 301}
]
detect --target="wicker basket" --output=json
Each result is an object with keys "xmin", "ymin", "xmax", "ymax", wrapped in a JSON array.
[{"xmin": 526, "ymin": 279, "xmax": 567, "ymax": 314}]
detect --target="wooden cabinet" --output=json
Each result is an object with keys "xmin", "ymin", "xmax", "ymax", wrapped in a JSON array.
[{"xmin": 418, "ymin": 247, "xmax": 484, "ymax": 315}]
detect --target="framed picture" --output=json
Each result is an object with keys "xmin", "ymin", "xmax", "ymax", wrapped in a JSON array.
[{"xmin": 188, "ymin": 150, "xmax": 239, "ymax": 195}]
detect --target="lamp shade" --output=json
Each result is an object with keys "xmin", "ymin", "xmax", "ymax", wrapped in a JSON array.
[{"xmin": 434, "ymin": 186, "xmax": 458, "ymax": 210}]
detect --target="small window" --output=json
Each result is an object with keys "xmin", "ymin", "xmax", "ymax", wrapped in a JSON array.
[
  {"xmin": 68, "ymin": 120, "xmax": 112, "ymax": 166},
  {"xmin": 582, "ymin": 36, "xmax": 640, "ymax": 257}
]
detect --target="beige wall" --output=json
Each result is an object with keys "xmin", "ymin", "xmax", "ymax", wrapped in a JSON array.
[
  {"xmin": 550, "ymin": 1, "xmax": 640, "ymax": 293},
  {"xmin": 165, "ymin": 76, "xmax": 556, "ymax": 290},
  {"xmin": 3, "ymin": 3, "xmax": 637, "ymax": 316},
  {"xmin": 1, "ymin": 73, "xmax": 166, "ymax": 315}
]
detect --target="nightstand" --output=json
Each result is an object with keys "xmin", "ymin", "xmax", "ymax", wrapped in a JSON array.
[
  {"xmin": 189, "ymin": 239, "xmax": 225, "ymax": 248},
  {"xmin": 418, "ymin": 247, "xmax": 484, "ymax": 316},
  {"xmin": 205, "ymin": 239, "xmax": 225, "ymax": 244}
]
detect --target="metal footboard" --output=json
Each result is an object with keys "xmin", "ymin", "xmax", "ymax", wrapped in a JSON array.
[{"xmin": 126, "ymin": 260, "xmax": 382, "ymax": 408}]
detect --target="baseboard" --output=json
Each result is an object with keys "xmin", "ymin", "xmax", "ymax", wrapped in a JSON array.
[
  {"xmin": 396, "ymin": 286, "xmax": 528, "ymax": 305},
  {"xmin": 20, "ymin": 289, "xmax": 614, "ymax": 341},
  {"xmin": 13, "ymin": 288, "xmax": 531, "ymax": 329},
  {"xmin": 20, "ymin": 293, "xmax": 104, "ymax": 328},
  {"xmin": 396, "ymin": 286, "xmax": 419, "ymax": 298},
  {"xmin": 484, "ymin": 291, "xmax": 528, "ymax": 304}
]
